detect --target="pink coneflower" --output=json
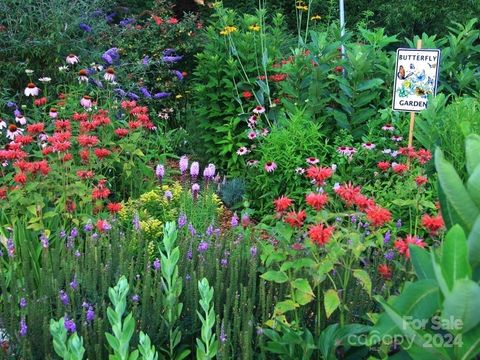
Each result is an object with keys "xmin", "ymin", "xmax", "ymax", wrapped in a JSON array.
[
  {"xmin": 24, "ymin": 83, "xmax": 39, "ymax": 97},
  {"xmin": 248, "ymin": 131, "xmax": 257, "ymax": 140},
  {"xmin": 15, "ymin": 115, "xmax": 27, "ymax": 125},
  {"xmin": 237, "ymin": 147, "xmax": 249, "ymax": 155},
  {"xmin": 49, "ymin": 108, "xmax": 58, "ymax": 118},
  {"xmin": 66, "ymin": 54, "xmax": 79, "ymax": 65},
  {"xmin": 246, "ymin": 159, "xmax": 259, "ymax": 167},
  {"xmin": 80, "ymin": 95, "xmax": 92, "ymax": 108},
  {"xmin": 391, "ymin": 135, "xmax": 403, "ymax": 142},
  {"xmin": 306, "ymin": 157, "xmax": 319, "ymax": 165},
  {"xmin": 382, "ymin": 124, "xmax": 395, "ymax": 131},
  {"xmin": 6, "ymin": 124, "xmax": 23, "ymax": 140},
  {"xmin": 104, "ymin": 67, "xmax": 116, "ymax": 82},
  {"xmin": 337, "ymin": 146, "xmax": 356, "ymax": 156},
  {"xmin": 261, "ymin": 128, "xmax": 269, "ymax": 136},
  {"xmin": 247, "ymin": 115, "xmax": 257, "ymax": 127},
  {"xmin": 264, "ymin": 161, "xmax": 277, "ymax": 172},
  {"xmin": 362, "ymin": 143, "xmax": 376, "ymax": 150},
  {"xmin": 252, "ymin": 106, "xmax": 265, "ymax": 114}
]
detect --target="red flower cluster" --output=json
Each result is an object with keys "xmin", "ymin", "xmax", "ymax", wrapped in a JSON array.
[
  {"xmin": 273, "ymin": 195, "xmax": 293, "ymax": 212},
  {"xmin": 284, "ymin": 210, "xmax": 306, "ymax": 228},
  {"xmin": 394, "ymin": 235, "xmax": 426, "ymax": 258},
  {"xmin": 421, "ymin": 214, "xmax": 444, "ymax": 235},
  {"xmin": 365, "ymin": 205, "xmax": 392, "ymax": 227},
  {"xmin": 107, "ymin": 202, "xmax": 122, "ymax": 214},
  {"xmin": 399, "ymin": 147, "xmax": 432, "ymax": 164},
  {"xmin": 308, "ymin": 223, "xmax": 334, "ymax": 246},
  {"xmin": 377, "ymin": 264, "xmax": 392, "ymax": 280},
  {"xmin": 92, "ymin": 179, "xmax": 110, "ymax": 200},
  {"xmin": 305, "ymin": 166, "xmax": 333, "ymax": 184},
  {"xmin": 305, "ymin": 192, "xmax": 328, "ymax": 211}
]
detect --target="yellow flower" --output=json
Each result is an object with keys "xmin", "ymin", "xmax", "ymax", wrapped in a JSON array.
[
  {"xmin": 311, "ymin": 15, "xmax": 321, "ymax": 21},
  {"xmin": 248, "ymin": 24, "xmax": 261, "ymax": 32},
  {"xmin": 220, "ymin": 25, "xmax": 238, "ymax": 35},
  {"xmin": 296, "ymin": 1, "xmax": 308, "ymax": 11},
  {"xmin": 219, "ymin": 30, "xmax": 228, "ymax": 36},
  {"xmin": 175, "ymin": 94, "xmax": 183, "ymax": 99}
]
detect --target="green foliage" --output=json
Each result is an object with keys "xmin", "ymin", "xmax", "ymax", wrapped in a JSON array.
[
  {"xmin": 245, "ymin": 109, "xmax": 330, "ymax": 212},
  {"xmin": 50, "ymin": 318, "xmax": 86, "ymax": 360},
  {"xmin": 195, "ymin": 278, "xmax": 218, "ymax": 360}
]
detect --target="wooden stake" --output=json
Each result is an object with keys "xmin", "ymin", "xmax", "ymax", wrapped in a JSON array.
[{"xmin": 407, "ymin": 39, "xmax": 422, "ymax": 148}]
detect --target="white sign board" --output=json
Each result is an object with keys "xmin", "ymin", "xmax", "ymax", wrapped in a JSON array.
[{"xmin": 392, "ymin": 48, "xmax": 440, "ymax": 112}]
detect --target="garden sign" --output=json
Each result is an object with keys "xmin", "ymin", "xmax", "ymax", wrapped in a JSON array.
[{"xmin": 392, "ymin": 41, "xmax": 441, "ymax": 146}]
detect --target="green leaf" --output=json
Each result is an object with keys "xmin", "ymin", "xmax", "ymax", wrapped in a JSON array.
[
  {"xmin": 274, "ymin": 300, "xmax": 300, "ymax": 315},
  {"xmin": 441, "ymin": 225, "xmax": 471, "ymax": 290},
  {"xmin": 458, "ymin": 326, "xmax": 480, "ymax": 360},
  {"xmin": 324, "ymin": 289, "xmax": 340, "ymax": 318},
  {"xmin": 465, "ymin": 134, "xmax": 480, "ymax": 176},
  {"xmin": 435, "ymin": 148, "xmax": 479, "ymax": 232},
  {"xmin": 260, "ymin": 271, "xmax": 288, "ymax": 283},
  {"xmin": 442, "ymin": 279, "xmax": 480, "ymax": 334},
  {"xmin": 353, "ymin": 269, "xmax": 372, "ymax": 297},
  {"xmin": 467, "ymin": 216, "xmax": 480, "ymax": 268},
  {"xmin": 357, "ymin": 78, "xmax": 384, "ymax": 91},
  {"xmin": 466, "ymin": 166, "xmax": 480, "ymax": 208},
  {"xmin": 410, "ymin": 246, "xmax": 435, "ymax": 280}
]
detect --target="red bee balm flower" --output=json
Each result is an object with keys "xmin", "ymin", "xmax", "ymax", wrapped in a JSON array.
[
  {"xmin": 377, "ymin": 264, "xmax": 392, "ymax": 280},
  {"xmin": 421, "ymin": 214, "xmax": 444, "ymax": 235},
  {"xmin": 392, "ymin": 163, "xmax": 408, "ymax": 174},
  {"xmin": 305, "ymin": 166, "xmax": 333, "ymax": 184},
  {"xmin": 242, "ymin": 91, "xmax": 253, "ymax": 100},
  {"xmin": 284, "ymin": 210, "xmax": 307, "ymax": 228},
  {"xmin": 107, "ymin": 202, "xmax": 123, "ymax": 214},
  {"xmin": 415, "ymin": 176, "xmax": 428, "ymax": 186},
  {"xmin": 365, "ymin": 205, "xmax": 392, "ymax": 227},
  {"xmin": 92, "ymin": 180, "xmax": 110, "ymax": 200},
  {"xmin": 377, "ymin": 161, "xmax": 391, "ymax": 172},
  {"xmin": 94, "ymin": 148, "xmax": 111, "ymax": 159},
  {"xmin": 394, "ymin": 235, "xmax": 426, "ymax": 258},
  {"xmin": 305, "ymin": 193, "xmax": 328, "ymax": 211},
  {"xmin": 308, "ymin": 223, "xmax": 334, "ymax": 246},
  {"xmin": 273, "ymin": 195, "xmax": 293, "ymax": 212}
]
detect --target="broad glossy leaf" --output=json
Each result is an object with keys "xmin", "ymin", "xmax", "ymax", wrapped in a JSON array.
[
  {"xmin": 324, "ymin": 289, "xmax": 340, "ymax": 318},
  {"xmin": 467, "ymin": 216, "xmax": 480, "ymax": 268},
  {"xmin": 457, "ymin": 325, "xmax": 480, "ymax": 360},
  {"xmin": 465, "ymin": 134, "xmax": 480, "ymax": 176},
  {"xmin": 442, "ymin": 279, "xmax": 480, "ymax": 334},
  {"xmin": 410, "ymin": 246, "xmax": 435, "ymax": 280},
  {"xmin": 441, "ymin": 225, "xmax": 471, "ymax": 290},
  {"xmin": 260, "ymin": 271, "xmax": 288, "ymax": 283}
]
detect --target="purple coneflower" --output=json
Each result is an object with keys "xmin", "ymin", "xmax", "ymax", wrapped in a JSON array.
[
  {"xmin": 252, "ymin": 105, "xmax": 265, "ymax": 114},
  {"xmin": 306, "ymin": 157, "xmax": 319, "ymax": 165},
  {"xmin": 104, "ymin": 67, "xmax": 116, "ymax": 82},
  {"xmin": 264, "ymin": 161, "xmax": 277, "ymax": 173},
  {"xmin": 24, "ymin": 83, "xmax": 39, "ymax": 97},
  {"xmin": 362, "ymin": 143, "xmax": 376, "ymax": 150},
  {"xmin": 237, "ymin": 147, "xmax": 249, "ymax": 155},
  {"xmin": 66, "ymin": 54, "xmax": 79, "ymax": 65},
  {"xmin": 80, "ymin": 95, "xmax": 92, "ymax": 108},
  {"xmin": 15, "ymin": 115, "xmax": 27, "ymax": 125}
]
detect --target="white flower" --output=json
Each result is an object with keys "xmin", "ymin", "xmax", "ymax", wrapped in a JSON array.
[
  {"xmin": 58, "ymin": 66, "xmax": 69, "ymax": 72},
  {"xmin": 0, "ymin": 120, "xmax": 6, "ymax": 130},
  {"xmin": 104, "ymin": 68, "xmax": 116, "ymax": 82},
  {"xmin": 15, "ymin": 115, "xmax": 27, "ymax": 125},
  {"xmin": 25, "ymin": 69, "xmax": 34, "ymax": 75},
  {"xmin": 38, "ymin": 77, "xmax": 51, "ymax": 83},
  {"xmin": 252, "ymin": 106, "xmax": 265, "ymax": 114}
]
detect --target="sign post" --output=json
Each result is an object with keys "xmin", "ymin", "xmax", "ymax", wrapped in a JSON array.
[{"xmin": 392, "ymin": 42, "xmax": 441, "ymax": 147}]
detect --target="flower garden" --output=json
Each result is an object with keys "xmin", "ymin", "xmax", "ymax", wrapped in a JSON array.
[{"xmin": 0, "ymin": 0, "xmax": 480, "ymax": 359}]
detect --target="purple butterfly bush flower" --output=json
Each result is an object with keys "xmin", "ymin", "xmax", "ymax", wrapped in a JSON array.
[
  {"xmin": 172, "ymin": 70, "xmax": 183, "ymax": 80},
  {"xmin": 188, "ymin": 223, "xmax": 197, "ymax": 237},
  {"xmin": 127, "ymin": 92, "xmax": 140, "ymax": 101},
  {"xmin": 79, "ymin": 23, "xmax": 92, "ymax": 32},
  {"xmin": 142, "ymin": 56, "xmax": 150, "ymax": 65},
  {"xmin": 102, "ymin": 48, "xmax": 119, "ymax": 65},
  {"xmin": 131, "ymin": 294, "xmax": 140, "ymax": 303},
  {"xmin": 64, "ymin": 317, "xmax": 76, "ymax": 333},
  {"xmin": 70, "ymin": 275, "xmax": 78, "ymax": 290},
  {"xmin": 205, "ymin": 224, "xmax": 214, "ymax": 237},
  {"xmin": 384, "ymin": 250, "xmax": 395, "ymax": 260},
  {"xmin": 163, "ymin": 48, "xmax": 176, "ymax": 56},
  {"xmin": 162, "ymin": 55, "xmax": 183, "ymax": 63},
  {"xmin": 84, "ymin": 220, "xmax": 94, "ymax": 232},
  {"xmin": 191, "ymin": 183, "xmax": 200, "ymax": 201},
  {"xmin": 19, "ymin": 317, "xmax": 27, "ymax": 337},
  {"xmin": 114, "ymin": 88, "xmax": 127, "ymax": 97},
  {"xmin": 250, "ymin": 246, "xmax": 257, "ymax": 257},
  {"xmin": 140, "ymin": 87, "xmax": 152, "ymax": 99},
  {"xmin": 154, "ymin": 92, "xmax": 171, "ymax": 99}
]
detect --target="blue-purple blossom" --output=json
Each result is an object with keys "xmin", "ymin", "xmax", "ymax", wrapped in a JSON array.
[
  {"xmin": 102, "ymin": 48, "xmax": 120, "ymax": 64},
  {"xmin": 250, "ymin": 246, "xmax": 257, "ymax": 257},
  {"xmin": 142, "ymin": 56, "xmax": 150, "ymax": 65},
  {"xmin": 140, "ymin": 87, "xmax": 152, "ymax": 99},
  {"xmin": 220, "ymin": 258, "xmax": 228, "ymax": 267},
  {"xmin": 220, "ymin": 322, "xmax": 227, "ymax": 343},
  {"xmin": 39, "ymin": 233, "xmax": 49, "ymax": 249},
  {"xmin": 163, "ymin": 48, "xmax": 176, "ymax": 56},
  {"xmin": 383, "ymin": 230, "xmax": 391, "ymax": 243},
  {"xmin": 114, "ymin": 88, "xmax": 127, "ymax": 97},
  {"xmin": 91, "ymin": 233, "xmax": 99, "ymax": 240},
  {"xmin": 70, "ymin": 228, "xmax": 79, "ymax": 238},
  {"xmin": 351, "ymin": 216, "xmax": 357, "ymax": 223},
  {"xmin": 86, "ymin": 307, "xmax": 95, "ymax": 322},
  {"xmin": 396, "ymin": 219, "xmax": 402, "ymax": 228},
  {"xmin": 19, "ymin": 297, "xmax": 27, "ymax": 308},
  {"xmin": 384, "ymin": 250, "xmax": 395, "ymax": 260},
  {"xmin": 188, "ymin": 223, "xmax": 197, "ymax": 237},
  {"xmin": 14, "ymin": 109, "xmax": 22, "ymax": 117},
  {"xmin": 79, "ymin": 23, "xmax": 92, "ymax": 32},
  {"xmin": 60, "ymin": 230, "xmax": 66, "ymax": 238},
  {"xmin": 155, "ymin": 164, "xmax": 164, "ymax": 181},
  {"xmin": 187, "ymin": 248, "xmax": 193, "ymax": 260},
  {"xmin": 133, "ymin": 213, "xmax": 141, "ymax": 231},
  {"xmin": 197, "ymin": 241, "xmax": 209, "ymax": 253},
  {"xmin": 84, "ymin": 220, "xmax": 94, "ymax": 232},
  {"xmin": 64, "ymin": 318, "xmax": 76, "ymax": 333},
  {"xmin": 131, "ymin": 294, "xmax": 140, "ymax": 303},
  {"xmin": 153, "ymin": 258, "xmax": 160, "ymax": 271},
  {"xmin": 205, "ymin": 224, "xmax": 214, "ymax": 237},
  {"xmin": 127, "ymin": 92, "xmax": 140, "ymax": 101},
  {"xmin": 162, "ymin": 55, "xmax": 183, "ymax": 63},
  {"xmin": 19, "ymin": 318, "xmax": 27, "ymax": 337},
  {"xmin": 172, "ymin": 70, "xmax": 183, "ymax": 80},
  {"xmin": 119, "ymin": 18, "xmax": 135, "ymax": 27},
  {"xmin": 7, "ymin": 101, "xmax": 17, "ymax": 108},
  {"xmin": 66, "ymin": 237, "xmax": 74, "ymax": 250},
  {"xmin": 231, "ymin": 213, "xmax": 239, "ymax": 228},
  {"xmin": 90, "ymin": 78, "xmax": 104, "ymax": 88},
  {"xmin": 153, "ymin": 92, "xmax": 171, "ymax": 99},
  {"xmin": 59, "ymin": 290, "xmax": 69, "ymax": 305},
  {"xmin": 7, "ymin": 238, "xmax": 15, "ymax": 257},
  {"xmin": 178, "ymin": 213, "xmax": 187, "ymax": 228},
  {"xmin": 164, "ymin": 190, "xmax": 173, "ymax": 201},
  {"xmin": 70, "ymin": 275, "xmax": 78, "ymax": 290},
  {"xmin": 190, "ymin": 162, "xmax": 199, "ymax": 178}
]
